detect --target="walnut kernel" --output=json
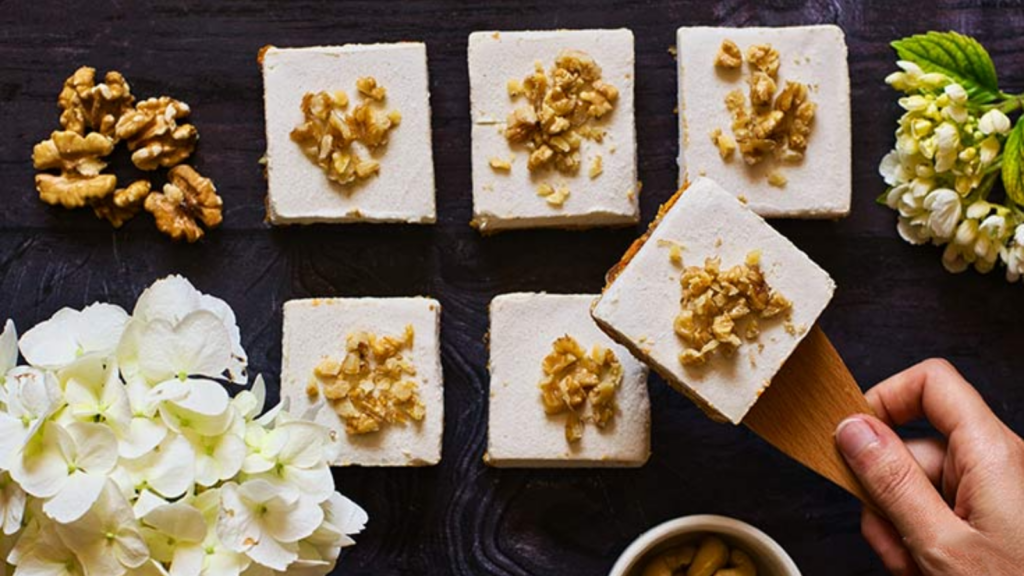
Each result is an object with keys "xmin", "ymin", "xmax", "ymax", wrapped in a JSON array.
[
  {"xmin": 115, "ymin": 97, "xmax": 198, "ymax": 170},
  {"xmin": 92, "ymin": 179, "xmax": 152, "ymax": 228},
  {"xmin": 504, "ymin": 50, "xmax": 617, "ymax": 178},
  {"xmin": 747, "ymin": 44, "xmax": 780, "ymax": 78},
  {"xmin": 710, "ymin": 128, "xmax": 736, "ymax": 161},
  {"xmin": 145, "ymin": 165, "xmax": 222, "ymax": 242},
  {"xmin": 32, "ymin": 130, "xmax": 117, "ymax": 208},
  {"xmin": 589, "ymin": 155, "xmax": 603, "ymax": 179},
  {"xmin": 313, "ymin": 326, "xmax": 425, "ymax": 435},
  {"xmin": 674, "ymin": 253, "xmax": 792, "ymax": 366},
  {"xmin": 489, "ymin": 157, "xmax": 512, "ymax": 171},
  {"xmin": 714, "ymin": 40, "xmax": 743, "ymax": 69},
  {"xmin": 538, "ymin": 335, "xmax": 622, "ymax": 443},
  {"xmin": 57, "ymin": 66, "xmax": 135, "ymax": 140},
  {"xmin": 290, "ymin": 80, "xmax": 400, "ymax": 187}
]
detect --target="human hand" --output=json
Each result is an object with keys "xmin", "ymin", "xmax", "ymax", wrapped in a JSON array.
[{"xmin": 835, "ymin": 359, "xmax": 1024, "ymax": 575}]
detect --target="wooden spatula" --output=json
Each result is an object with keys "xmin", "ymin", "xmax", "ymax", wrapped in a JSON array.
[{"xmin": 742, "ymin": 325, "xmax": 874, "ymax": 503}]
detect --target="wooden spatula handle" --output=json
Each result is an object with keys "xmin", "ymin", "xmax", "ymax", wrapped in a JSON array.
[{"xmin": 743, "ymin": 325, "xmax": 874, "ymax": 503}]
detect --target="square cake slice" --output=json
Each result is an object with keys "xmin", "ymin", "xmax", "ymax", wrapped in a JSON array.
[
  {"xmin": 487, "ymin": 293, "xmax": 650, "ymax": 467},
  {"xmin": 468, "ymin": 30, "xmax": 639, "ymax": 232},
  {"xmin": 677, "ymin": 25, "xmax": 851, "ymax": 218},
  {"xmin": 592, "ymin": 178, "xmax": 835, "ymax": 424},
  {"xmin": 281, "ymin": 297, "xmax": 443, "ymax": 466},
  {"xmin": 261, "ymin": 43, "xmax": 436, "ymax": 224}
]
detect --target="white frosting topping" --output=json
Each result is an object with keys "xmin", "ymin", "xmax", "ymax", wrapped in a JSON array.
[
  {"xmin": 488, "ymin": 293, "xmax": 650, "ymax": 467},
  {"xmin": 677, "ymin": 25, "xmax": 851, "ymax": 218},
  {"xmin": 469, "ymin": 30, "xmax": 639, "ymax": 231},
  {"xmin": 281, "ymin": 297, "xmax": 443, "ymax": 466},
  {"xmin": 263, "ymin": 44, "xmax": 436, "ymax": 224},
  {"xmin": 593, "ymin": 178, "xmax": 835, "ymax": 424}
]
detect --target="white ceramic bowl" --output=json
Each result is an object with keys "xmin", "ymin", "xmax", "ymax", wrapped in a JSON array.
[{"xmin": 608, "ymin": 515, "xmax": 801, "ymax": 576}]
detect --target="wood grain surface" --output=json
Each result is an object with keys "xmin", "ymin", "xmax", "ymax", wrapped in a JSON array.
[
  {"xmin": 3, "ymin": 1, "xmax": 1024, "ymax": 574},
  {"xmin": 744, "ymin": 326, "xmax": 875, "ymax": 504}
]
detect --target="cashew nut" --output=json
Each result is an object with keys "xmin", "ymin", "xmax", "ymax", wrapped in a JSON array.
[
  {"xmin": 686, "ymin": 536, "xmax": 729, "ymax": 576},
  {"xmin": 714, "ymin": 549, "xmax": 757, "ymax": 576},
  {"xmin": 641, "ymin": 545, "xmax": 696, "ymax": 576}
]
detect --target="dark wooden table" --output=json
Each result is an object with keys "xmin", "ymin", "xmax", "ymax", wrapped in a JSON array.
[{"xmin": 3, "ymin": 1, "xmax": 1024, "ymax": 574}]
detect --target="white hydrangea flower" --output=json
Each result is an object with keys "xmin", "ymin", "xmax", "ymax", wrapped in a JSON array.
[
  {"xmin": 123, "ymin": 276, "xmax": 247, "ymax": 384},
  {"xmin": 979, "ymin": 109, "xmax": 1011, "ymax": 135},
  {"xmin": 18, "ymin": 304, "xmax": 128, "ymax": 370},
  {"xmin": 54, "ymin": 480, "xmax": 149, "ymax": 576},
  {"xmin": 10, "ymin": 421, "xmax": 118, "ymax": 523},
  {"xmin": 0, "ymin": 276, "xmax": 365, "ymax": 575},
  {"xmin": 0, "ymin": 368, "xmax": 59, "ymax": 470},
  {"xmin": 217, "ymin": 480, "xmax": 324, "ymax": 571}
]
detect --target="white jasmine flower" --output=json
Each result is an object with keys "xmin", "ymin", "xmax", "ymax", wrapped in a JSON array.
[
  {"xmin": 54, "ymin": 481, "xmax": 149, "ymax": 576},
  {"xmin": 979, "ymin": 109, "xmax": 1011, "ymax": 135},
  {"xmin": 923, "ymin": 188, "xmax": 962, "ymax": 240},
  {"xmin": 1001, "ymin": 224, "xmax": 1024, "ymax": 282},
  {"xmin": 10, "ymin": 421, "xmax": 118, "ymax": 523},
  {"xmin": 933, "ymin": 122, "xmax": 961, "ymax": 172},
  {"xmin": 18, "ymin": 304, "xmax": 128, "ymax": 370},
  {"xmin": 885, "ymin": 60, "xmax": 949, "ymax": 92},
  {"xmin": 217, "ymin": 480, "xmax": 324, "ymax": 571}
]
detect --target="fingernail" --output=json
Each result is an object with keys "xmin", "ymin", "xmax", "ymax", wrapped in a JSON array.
[{"xmin": 836, "ymin": 417, "xmax": 880, "ymax": 458}]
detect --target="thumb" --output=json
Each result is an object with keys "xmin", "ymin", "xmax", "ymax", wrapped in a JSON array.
[{"xmin": 836, "ymin": 415, "xmax": 962, "ymax": 546}]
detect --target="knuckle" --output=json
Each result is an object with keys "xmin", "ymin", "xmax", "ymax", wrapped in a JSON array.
[{"xmin": 920, "ymin": 357, "xmax": 959, "ymax": 380}]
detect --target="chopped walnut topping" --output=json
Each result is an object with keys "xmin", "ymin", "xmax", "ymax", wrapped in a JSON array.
[
  {"xmin": 57, "ymin": 66, "xmax": 135, "ymax": 140},
  {"xmin": 674, "ymin": 252, "xmax": 792, "ymax": 366},
  {"xmin": 538, "ymin": 335, "xmax": 622, "ymax": 443},
  {"xmin": 504, "ymin": 50, "xmax": 617, "ymax": 176},
  {"xmin": 589, "ymin": 154, "xmax": 603, "ymax": 179},
  {"xmin": 355, "ymin": 76, "xmax": 386, "ymax": 101},
  {"xmin": 747, "ymin": 44, "xmax": 780, "ymax": 78},
  {"xmin": 657, "ymin": 239, "xmax": 686, "ymax": 267},
  {"xmin": 92, "ymin": 179, "xmax": 152, "ymax": 228},
  {"xmin": 145, "ymin": 165, "xmax": 223, "ymax": 242},
  {"xmin": 537, "ymin": 183, "xmax": 569, "ymax": 207},
  {"xmin": 290, "ymin": 80, "xmax": 401, "ymax": 187},
  {"xmin": 767, "ymin": 170, "xmax": 788, "ymax": 188},
  {"xmin": 714, "ymin": 40, "xmax": 743, "ymax": 69},
  {"xmin": 312, "ymin": 326, "xmax": 425, "ymax": 435},
  {"xmin": 713, "ymin": 43, "xmax": 815, "ymax": 171},
  {"xmin": 32, "ymin": 130, "xmax": 117, "ymax": 208},
  {"xmin": 115, "ymin": 96, "xmax": 198, "ymax": 171},
  {"xmin": 489, "ymin": 157, "xmax": 512, "ymax": 171},
  {"xmin": 710, "ymin": 128, "xmax": 736, "ymax": 160}
]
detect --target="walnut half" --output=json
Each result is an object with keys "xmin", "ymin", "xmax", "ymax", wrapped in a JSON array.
[
  {"xmin": 115, "ymin": 96, "xmax": 198, "ymax": 171},
  {"xmin": 145, "ymin": 165, "xmax": 222, "ymax": 242},
  {"xmin": 32, "ymin": 130, "xmax": 117, "ymax": 208},
  {"xmin": 57, "ymin": 66, "xmax": 135, "ymax": 140},
  {"xmin": 92, "ymin": 180, "xmax": 152, "ymax": 228}
]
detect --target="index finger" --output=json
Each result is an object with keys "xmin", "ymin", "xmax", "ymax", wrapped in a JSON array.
[{"xmin": 865, "ymin": 358, "xmax": 1002, "ymax": 440}]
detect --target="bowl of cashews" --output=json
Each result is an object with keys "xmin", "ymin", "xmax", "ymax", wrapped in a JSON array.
[{"xmin": 608, "ymin": 515, "xmax": 801, "ymax": 576}]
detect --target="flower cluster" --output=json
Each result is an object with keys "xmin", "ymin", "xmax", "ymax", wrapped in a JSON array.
[
  {"xmin": 0, "ymin": 276, "xmax": 366, "ymax": 576},
  {"xmin": 880, "ymin": 60, "xmax": 1024, "ymax": 279}
]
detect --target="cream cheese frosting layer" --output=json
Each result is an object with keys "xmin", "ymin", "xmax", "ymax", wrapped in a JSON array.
[
  {"xmin": 592, "ymin": 177, "xmax": 835, "ymax": 424},
  {"xmin": 281, "ymin": 297, "xmax": 443, "ymax": 466}
]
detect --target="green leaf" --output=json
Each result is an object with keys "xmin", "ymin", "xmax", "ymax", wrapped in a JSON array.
[
  {"xmin": 892, "ymin": 31, "xmax": 1002, "ymax": 103},
  {"xmin": 1002, "ymin": 118, "xmax": 1024, "ymax": 207}
]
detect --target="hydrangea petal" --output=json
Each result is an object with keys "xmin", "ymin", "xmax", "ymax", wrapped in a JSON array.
[
  {"xmin": 11, "ymin": 422, "xmax": 70, "ymax": 499},
  {"xmin": 262, "ymin": 493, "xmax": 323, "ymax": 544},
  {"xmin": 42, "ymin": 471, "xmax": 106, "ymax": 523},
  {"xmin": 0, "ymin": 320, "xmax": 16, "ymax": 375},
  {"xmin": 144, "ymin": 502, "xmax": 206, "ymax": 543},
  {"xmin": 247, "ymin": 536, "xmax": 298, "ymax": 572},
  {"xmin": 66, "ymin": 421, "xmax": 118, "ymax": 473}
]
